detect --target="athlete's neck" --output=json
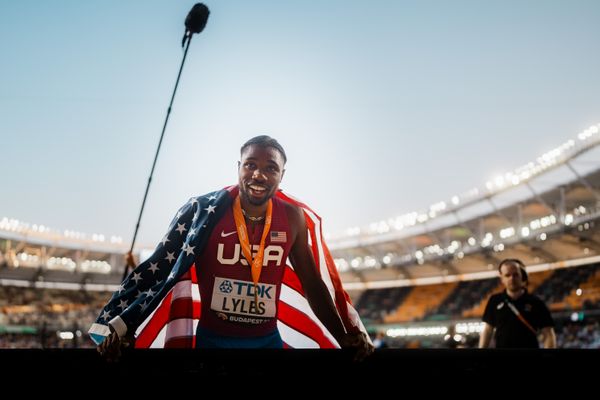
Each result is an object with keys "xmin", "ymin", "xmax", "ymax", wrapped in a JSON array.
[{"xmin": 240, "ymin": 198, "xmax": 268, "ymax": 219}]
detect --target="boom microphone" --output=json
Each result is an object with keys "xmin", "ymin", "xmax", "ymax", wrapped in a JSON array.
[
  {"xmin": 182, "ymin": 3, "xmax": 210, "ymax": 47},
  {"xmin": 186, "ymin": 3, "xmax": 210, "ymax": 34},
  {"xmin": 124, "ymin": 3, "xmax": 211, "ymax": 280}
]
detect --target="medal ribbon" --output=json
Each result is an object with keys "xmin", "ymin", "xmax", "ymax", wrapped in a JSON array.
[{"xmin": 232, "ymin": 195, "xmax": 272, "ymax": 305}]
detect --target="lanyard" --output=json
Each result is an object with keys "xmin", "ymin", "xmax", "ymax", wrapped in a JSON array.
[{"xmin": 506, "ymin": 300, "xmax": 537, "ymax": 334}]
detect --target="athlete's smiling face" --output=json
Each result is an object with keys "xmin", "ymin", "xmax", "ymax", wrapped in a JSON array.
[{"xmin": 238, "ymin": 144, "xmax": 285, "ymax": 206}]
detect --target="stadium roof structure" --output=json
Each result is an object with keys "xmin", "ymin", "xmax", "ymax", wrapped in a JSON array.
[
  {"xmin": 0, "ymin": 218, "xmax": 127, "ymax": 289},
  {"xmin": 330, "ymin": 124, "xmax": 600, "ymax": 288}
]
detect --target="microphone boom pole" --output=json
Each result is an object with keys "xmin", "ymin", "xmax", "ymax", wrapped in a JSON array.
[{"xmin": 123, "ymin": 4, "xmax": 210, "ymax": 280}]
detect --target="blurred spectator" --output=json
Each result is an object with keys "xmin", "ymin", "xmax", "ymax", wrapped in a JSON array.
[{"xmin": 373, "ymin": 331, "xmax": 389, "ymax": 348}]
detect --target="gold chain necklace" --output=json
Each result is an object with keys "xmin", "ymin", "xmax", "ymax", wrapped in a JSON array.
[{"xmin": 242, "ymin": 208, "xmax": 265, "ymax": 222}]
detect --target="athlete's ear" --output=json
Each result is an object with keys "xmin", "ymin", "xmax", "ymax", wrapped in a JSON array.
[
  {"xmin": 281, "ymin": 168, "xmax": 286, "ymax": 181},
  {"xmin": 237, "ymin": 161, "xmax": 241, "ymax": 169}
]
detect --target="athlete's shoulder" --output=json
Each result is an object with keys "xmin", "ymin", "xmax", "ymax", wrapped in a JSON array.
[
  {"xmin": 185, "ymin": 188, "xmax": 235, "ymax": 205},
  {"xmin": 274, "ymin": 191, "xmax": 310, "ymax": 231},
  {"xmin": 281, "ymin": 198, "xmax": 303, "ymax": 218}
]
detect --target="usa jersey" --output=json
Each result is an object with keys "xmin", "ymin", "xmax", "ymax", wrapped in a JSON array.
[{"xmin": 195, "ymin": 196, "xmax": 293, "ymax": 337}]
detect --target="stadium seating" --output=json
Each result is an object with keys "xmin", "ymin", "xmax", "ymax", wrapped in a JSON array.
[{"xmin": 384, "ymin": 282, "xmax": 458, "ymax": 323}]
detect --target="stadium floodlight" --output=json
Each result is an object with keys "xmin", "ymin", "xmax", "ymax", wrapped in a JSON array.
[{"xmin": 564, "ymin": 214, "xmax": 574, "ymax": 225}]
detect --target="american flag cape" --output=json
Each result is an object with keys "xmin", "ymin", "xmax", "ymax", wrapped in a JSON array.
[{"xmin": 89, "ymin": 186, "xmax": 368, "ymax": 348}]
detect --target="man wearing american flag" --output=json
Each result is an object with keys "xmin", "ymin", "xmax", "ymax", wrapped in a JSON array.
[{"xmin": 90, "ymin": 135, "xmax": 373, "ymax": 360}]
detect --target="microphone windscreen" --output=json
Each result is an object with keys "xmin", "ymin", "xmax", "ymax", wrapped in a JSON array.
[{"xmin": 185, "ymin": 3, "xmax": 210, "ymax": 34}]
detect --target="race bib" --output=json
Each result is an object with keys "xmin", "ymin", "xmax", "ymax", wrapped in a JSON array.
[{"xmin": 211, "ymin": 277, "xmax": 277, "ymax": 324}]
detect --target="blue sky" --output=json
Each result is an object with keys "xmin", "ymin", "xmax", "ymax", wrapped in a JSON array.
[{"xmin": 1, "ymin": 0, "xmax": 599, "ymax": 247}]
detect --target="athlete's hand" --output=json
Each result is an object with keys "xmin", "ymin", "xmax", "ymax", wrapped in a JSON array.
[
  {"xmin": 338, "ymin": 331, "xmax": 374, "ymax": 362},
  {"xmin": 97, "ymin": 331, "xmax": 134, "ymax": 363}
]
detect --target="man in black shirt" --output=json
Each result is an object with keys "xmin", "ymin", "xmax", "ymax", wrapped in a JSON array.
[{"xmin": 479, "ymin": 259, "xmax": 556, "ymax": 348}]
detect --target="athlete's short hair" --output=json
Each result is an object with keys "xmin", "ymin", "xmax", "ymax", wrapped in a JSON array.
[{"xmin": 241, "ymin": 135, "xmax": 287, "ymax": 164}]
